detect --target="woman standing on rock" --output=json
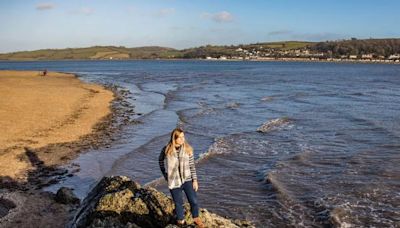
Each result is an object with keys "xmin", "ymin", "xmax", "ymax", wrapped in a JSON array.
[{"xmin": 159, "ymin": 128, "xmax": 204, "ymax": 227}]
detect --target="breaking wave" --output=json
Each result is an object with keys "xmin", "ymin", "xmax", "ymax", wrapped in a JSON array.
[
  {"xmin": 197, "ymin": 137, "xmax": 232, "ymax": 162},
  {"xmin": 257, "ymin": 117, "xmax": 292, "ymax": 133}
]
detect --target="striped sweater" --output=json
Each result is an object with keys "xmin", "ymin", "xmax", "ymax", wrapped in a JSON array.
[{"xmin": 159, "ymin": 145, "xmax": 197, "ymax": 189}]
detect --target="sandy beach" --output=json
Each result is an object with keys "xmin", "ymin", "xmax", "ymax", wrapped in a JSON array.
[
  {"xmin": 0, "ymin": 70, "xmax": 117, "ymax": 227},
  {"xmin": 0, "ymin": 70, "xmax": 114, "ymax": 180}
]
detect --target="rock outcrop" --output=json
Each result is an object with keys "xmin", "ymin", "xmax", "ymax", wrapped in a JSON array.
[
  {"xmin": 69, "ymin": 176, "xmax": 253, "ymax": 228},
  {"xmin": 56, "ymin": 187, "xmax": 80, "ymax": 205}
]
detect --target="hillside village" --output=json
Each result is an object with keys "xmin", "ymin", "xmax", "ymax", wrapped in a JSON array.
[{"xmin": 205, "ymin": 46, "xmax": 400, "ymax": 63}]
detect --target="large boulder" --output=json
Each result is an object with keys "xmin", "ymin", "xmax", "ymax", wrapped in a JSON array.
[{"xmin": 69, "ymin": 176, "xmax": 253, "ymax": 228}]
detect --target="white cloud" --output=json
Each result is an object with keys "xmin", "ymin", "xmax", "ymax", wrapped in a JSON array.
[
  {"xmin": 201, "ymin": 11, "xmax": 234, "ymax": 23},
  {"xmin": 36, "ymin": 3, "xmax": 55, "ymax": 11}
]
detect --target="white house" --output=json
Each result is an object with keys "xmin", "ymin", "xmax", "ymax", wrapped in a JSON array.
[{"xmin": 361, "ymin": 54, "xmax": 373, "ymax": 59}]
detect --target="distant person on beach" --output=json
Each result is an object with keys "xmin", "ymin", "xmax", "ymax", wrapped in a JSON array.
[
  {"xmin": 42, "ymin": 69, "xmax": 47, "ymax": 76},
  {"xmin": 159, "ymin": 128, "xmax": 204, "ymax": 227}
]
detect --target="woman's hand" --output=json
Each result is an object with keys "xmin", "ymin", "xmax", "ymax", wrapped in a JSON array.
[{"xmin": 193, "ymin": 180, "xmax": 199, "ymax": 192}]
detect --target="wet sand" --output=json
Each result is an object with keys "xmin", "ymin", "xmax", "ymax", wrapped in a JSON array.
[
  {"xmin": 0, "ymin": 70, "xmax": 115, "ymax": 227},
  {"xmin": 0, "ymin": 70, "xmax": 114, "ymax": 180}
]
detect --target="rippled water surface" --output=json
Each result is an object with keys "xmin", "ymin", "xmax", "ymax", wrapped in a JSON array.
[{"xmin": 1, "ymin": 60, "xmax": 399, "ymax": 227}]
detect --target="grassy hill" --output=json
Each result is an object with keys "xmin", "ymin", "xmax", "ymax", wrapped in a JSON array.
[
  {"xmin": 0, "ymin": 46, "xmax": 179, "ymax": 60},
  {"xmin": 243, "ymin": 41, "xmax": 313, "ymax": 50}
]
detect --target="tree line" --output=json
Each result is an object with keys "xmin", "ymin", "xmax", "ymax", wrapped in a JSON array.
[{"xmin": 311, "ymin": 38, "xmax": 400, "ymax": 58}]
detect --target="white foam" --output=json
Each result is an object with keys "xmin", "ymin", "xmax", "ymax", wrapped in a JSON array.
[
  {"xmin": 257, "ymin": 117, "xmax": 292, "ymax": 133},
  {"xmin": 197, "ymin": 138, "xmax": 231, "ymax": 162}
]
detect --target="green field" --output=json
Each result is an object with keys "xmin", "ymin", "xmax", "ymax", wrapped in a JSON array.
[{"xmin": 0, "ymin": 46, "xmax": 178, "ymax": 60}]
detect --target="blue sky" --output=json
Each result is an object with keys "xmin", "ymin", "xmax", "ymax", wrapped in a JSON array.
[{"xmin": 0, "ymin": 0, "xmax": 399, "ymax": 53}]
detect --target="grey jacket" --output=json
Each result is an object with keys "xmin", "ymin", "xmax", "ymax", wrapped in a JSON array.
[{"xmin": 159, "ymin": 145, "xmax": 197, "ymax": 189}]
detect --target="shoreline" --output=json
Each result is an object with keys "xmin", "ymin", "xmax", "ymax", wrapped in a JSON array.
[
  {"xmin": 0, "ymin": 70, "xmax": 134, "ymax": 227},
  {"xmin": 0, "ymin": 58, "xmax": 399, "ymax": 65}
]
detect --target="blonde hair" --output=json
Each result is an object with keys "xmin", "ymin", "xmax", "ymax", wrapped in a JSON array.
[{"xmin": 165, "ymin": 128, "xmax": 193, "ymax": 156}]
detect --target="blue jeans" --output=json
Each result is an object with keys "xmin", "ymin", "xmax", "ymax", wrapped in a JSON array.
[{"xmin": 170, "ymin": 180, "xmax": 199, "ymax": 220}]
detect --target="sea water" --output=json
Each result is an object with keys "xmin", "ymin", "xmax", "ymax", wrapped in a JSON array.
[{"xmin": 1, "ymin": 60, "xmax": 399, "ymax": 227}]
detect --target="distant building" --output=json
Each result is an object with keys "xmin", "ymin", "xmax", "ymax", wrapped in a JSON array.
[
  {"xmin": 312, "ymin": 53, "xmax": 325, "ymax": 57},
  {"xmin": 349, "ymin": 55, "xmax": 358, "ymax": 59},
  {"xmin": 389, "ymin": 54, "xmax": 400, "ymax": 60},
  {"xmin": 361, "ymin": 54, "xmax": 373, "ymax": 59}
]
